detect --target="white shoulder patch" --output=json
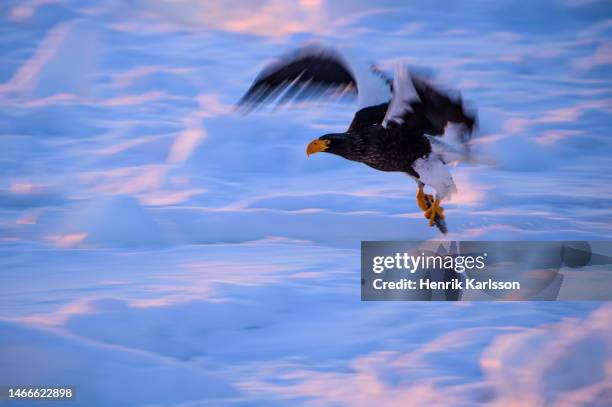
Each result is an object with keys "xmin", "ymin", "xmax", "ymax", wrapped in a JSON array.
[
  {"xmin": 345, "ymin": 57, "xmax": 391, "ymax": 109},
  {"xmin": 412, "ymin": 153, "xmax": 457, "ymax": 200},
  {"xmin": 382, "ymin": 64, "xmax": 420, "ymax": 128}
]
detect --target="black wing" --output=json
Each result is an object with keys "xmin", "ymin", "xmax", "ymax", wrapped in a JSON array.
[
  {"xmin": 238, "ymin": 45, "xmax": 357, "ymax": 109},
  {"xmin": 411, "ymin": 76, "xmax": 476, "ymax": 136},
  {"xmin": 382, "ymin": 66, "xmax": 476, "ymax": 139}
]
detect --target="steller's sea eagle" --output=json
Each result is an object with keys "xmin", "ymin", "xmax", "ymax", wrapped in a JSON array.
[{"xmin": 239, "ymin": 44, "xmax": 477, "ymax": 234}]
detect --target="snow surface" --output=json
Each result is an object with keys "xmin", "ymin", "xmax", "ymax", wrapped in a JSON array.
[{"xmin": 1, "ymin": 0, "xmax": 612, "ymax": 406}]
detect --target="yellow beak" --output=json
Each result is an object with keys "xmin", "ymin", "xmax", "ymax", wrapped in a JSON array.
[{"xmin": 306, "ymin": 139, "xmax": 329, "ymax": 156}]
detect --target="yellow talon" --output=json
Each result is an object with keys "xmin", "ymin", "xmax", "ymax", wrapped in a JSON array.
[
  {"xmin": 424, "ymin": 198, "xmax": 445, "ymax": 227},
  {"xmin": 416, "ymin": 185, "xmax": 434, "ymax": 211}
]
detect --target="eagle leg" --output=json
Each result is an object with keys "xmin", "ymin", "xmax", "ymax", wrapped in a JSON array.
[
  {"xmin": 424, "ymin": 198, "xmax": 445, "ymax": 227},
  {"xmin": 416, "ymin": 183, "xmax": 434, "ymax": 211}
]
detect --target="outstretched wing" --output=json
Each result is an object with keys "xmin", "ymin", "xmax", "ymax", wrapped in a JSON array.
[
  {"xmin": 239, "ymin": 44, "xmax": 391, "ymax": 113},
  {"xmin": 238, "ymin": 45, "xmax": 357, "ymax": 109}
]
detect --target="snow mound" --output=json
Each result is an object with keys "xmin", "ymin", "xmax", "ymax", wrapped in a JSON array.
[
  {"xmin": 482, "ymin": 305, "xmax": 612, "ymax": 407},
  {"xmin": 64, "ymin": 195, "xmax": 170, "ymax": 248},
  {"xmin": 0, "ymin": 320, "xmax": 236, "ymax": 406}
]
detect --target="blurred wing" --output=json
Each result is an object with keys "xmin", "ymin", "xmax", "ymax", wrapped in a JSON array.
[
  {"xmin": 238, "ymin": 45, "xmax": 358, "ymax": 109},
  {"xmin": 382, "ymin": 65, "xmax": 476, "ymax": 141},
  {"xmin": 382, "ymin": 65, "xmax": 421, "ymax": 128},
  {"xmin": 411, "ymin": 76, "xmax": 476, "ymax": 138},
  {"xmin": 345, "ymin": 65, "xmax": 398, "ymax": 131}
]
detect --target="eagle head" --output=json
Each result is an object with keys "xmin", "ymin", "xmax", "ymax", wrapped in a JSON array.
[{"xmin": 306, "ymin": 133, "xmax": 348, "ymax": 157}]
